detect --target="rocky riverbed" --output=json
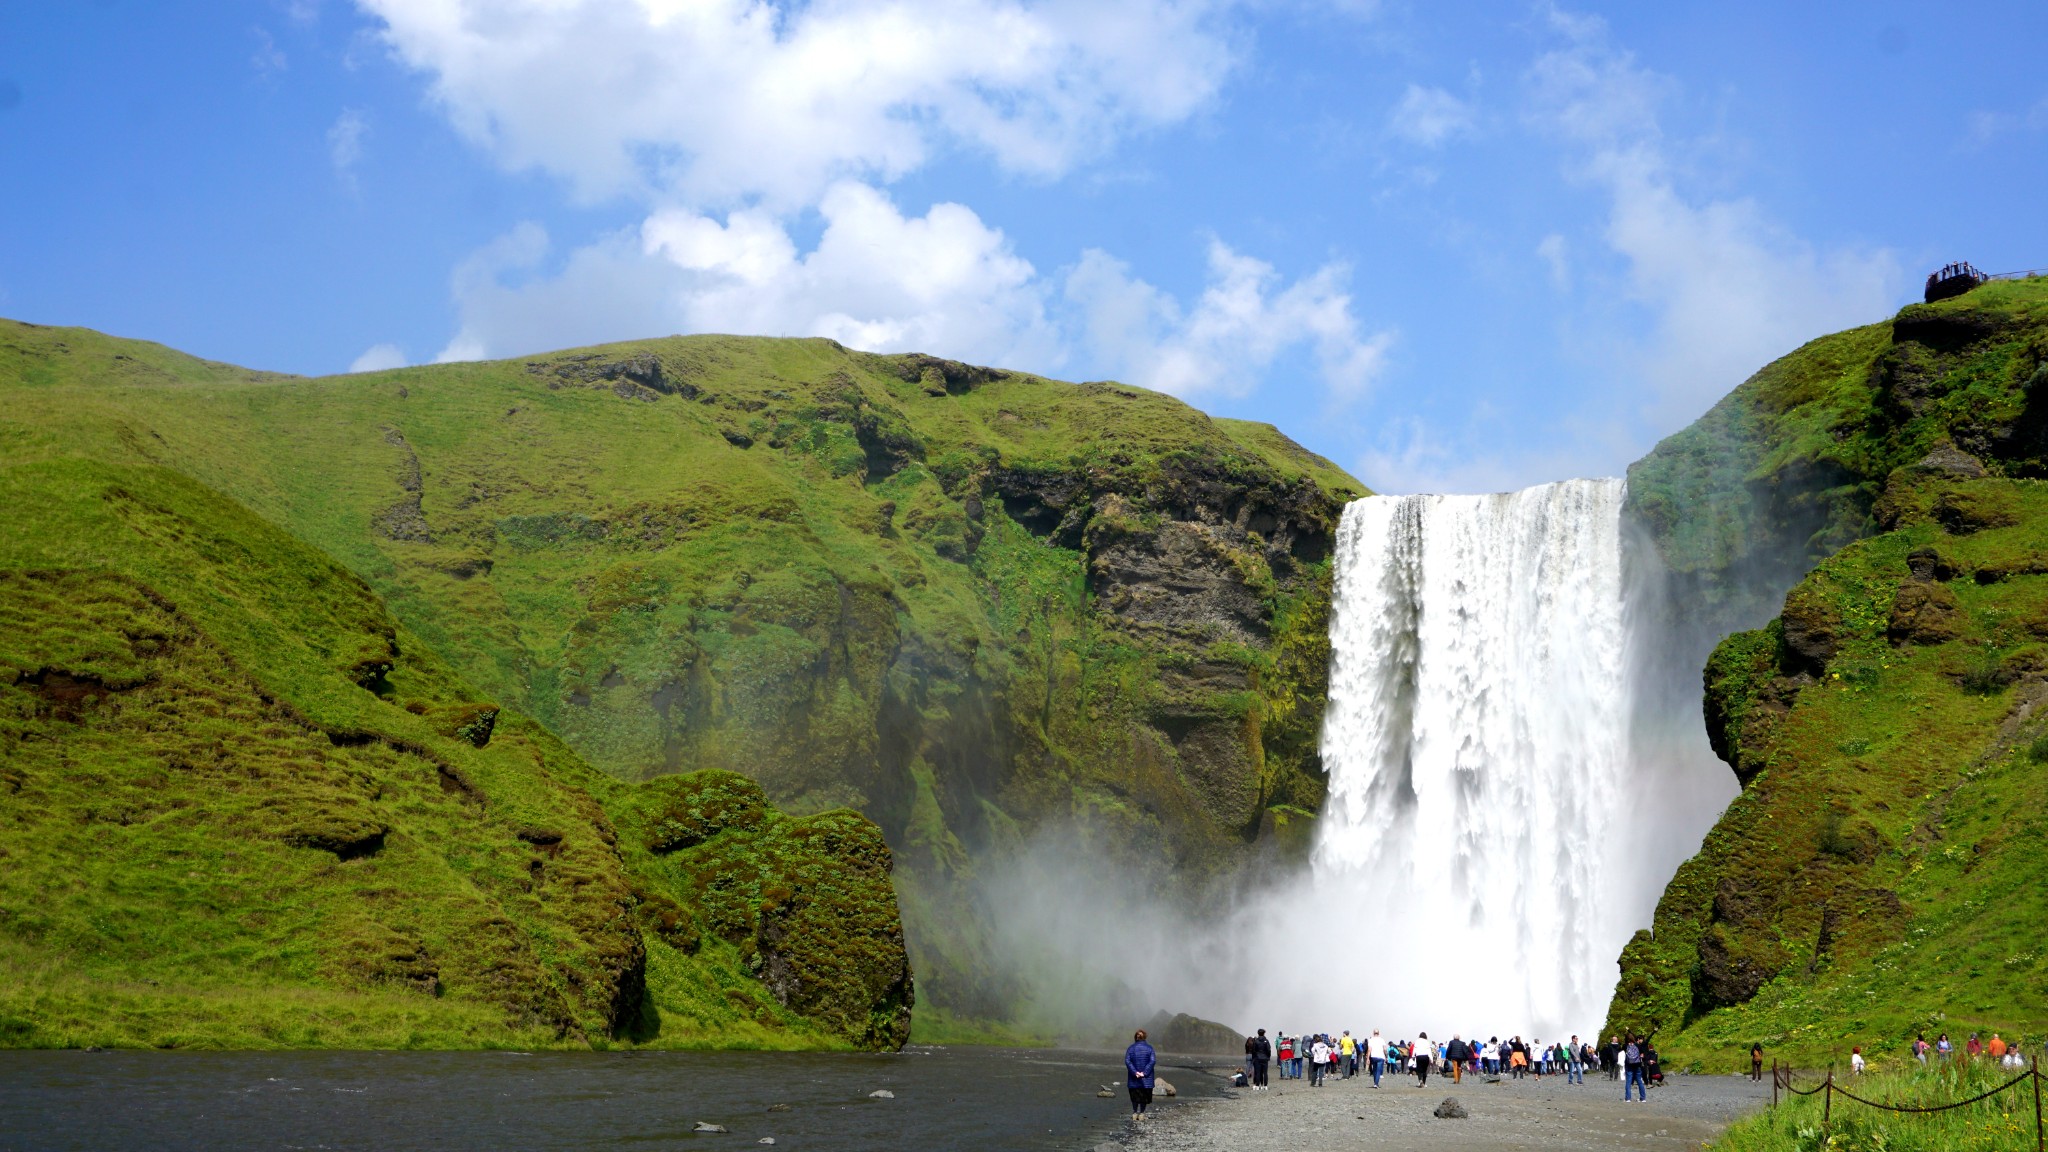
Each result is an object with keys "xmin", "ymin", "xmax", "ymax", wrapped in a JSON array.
[{"xmin": 1101, "ymin": 1069, "xmax": 1772, "ymax": 1151}]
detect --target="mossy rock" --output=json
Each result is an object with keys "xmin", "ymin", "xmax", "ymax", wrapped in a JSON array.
[{"xmin": 642, "ymin": 770, "xmax": 770, "ymax": 853}]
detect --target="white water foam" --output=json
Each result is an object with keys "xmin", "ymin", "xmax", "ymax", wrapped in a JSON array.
[{"xmin": 1312, "ymin": 479, "xmax": 1635, "ymax": 1036}]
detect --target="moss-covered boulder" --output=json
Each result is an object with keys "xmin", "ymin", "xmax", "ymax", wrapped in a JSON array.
[{"xmin": 630, "ymin": 770, "xmax": 913, "ymax": 1049}]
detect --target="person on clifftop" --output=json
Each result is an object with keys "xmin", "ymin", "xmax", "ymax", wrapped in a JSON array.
[{"xmin": 1125, "ymin": 1029, "xmax": 1156, "ymax": 1120}]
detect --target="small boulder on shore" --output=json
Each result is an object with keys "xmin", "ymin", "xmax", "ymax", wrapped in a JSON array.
[{"xmin": 1433, "ymin": 1097, "xmax": 1468, "ymax": 1119}]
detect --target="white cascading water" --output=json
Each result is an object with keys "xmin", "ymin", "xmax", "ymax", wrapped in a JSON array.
[{"xmin": 1313, "ymin": 479, "xmax": 1633, "ymax": 1037}]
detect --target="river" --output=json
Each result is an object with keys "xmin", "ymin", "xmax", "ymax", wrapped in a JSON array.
[{"xmin": 0, "ymin": 1046, "xmax": 1230, "ymax": 1151}]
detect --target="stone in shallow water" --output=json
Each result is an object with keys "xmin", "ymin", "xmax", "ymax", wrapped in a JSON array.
[
  {"xmin": 869, "ymin": 1089, "xmax": 895, "ymax": 1099},
  {"xmin": 1433, "ymin": 1097, "xmax": 1469, "ymax": 1119},
  {"xmin": 692, "ymin": 1120, "xmax": 728, "ymax": 1132}
]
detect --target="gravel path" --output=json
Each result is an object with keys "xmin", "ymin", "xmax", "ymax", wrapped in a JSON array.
[{"xmin": 1100, "ymin": 1068, "xmax": 1772, "ymax": 1151}]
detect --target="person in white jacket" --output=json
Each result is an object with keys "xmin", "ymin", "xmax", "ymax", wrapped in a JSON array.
[
  {"xmin": 1367, "ymin": 1030, "xmax": 1387, "ymax": 1087},
  {"xmin": 1309, "ymin": 1036, "xmax": 1334, "ymax": 1087}
]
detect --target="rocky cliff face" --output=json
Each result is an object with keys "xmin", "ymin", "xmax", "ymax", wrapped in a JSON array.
[
  {"xmin": 1609, "ymin": 277, "xmax": 2048, "ymax": 1066},
  {"xmin": 0, "ymin": 322, "xmax": 1363, "ymax": 1032}
]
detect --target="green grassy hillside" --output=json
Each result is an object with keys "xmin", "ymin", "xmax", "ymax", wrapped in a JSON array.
[
  {"xmin": 0, "ymin": 453, "xmax": 909, "ymax": 1051},
  {"xmin": 0, "ymin": 320, "xmax": 1361, "ymax": 1034},
  {"xmin": 1610, "ymin": 277, "xmax": 2048, "ymax": 1068}
]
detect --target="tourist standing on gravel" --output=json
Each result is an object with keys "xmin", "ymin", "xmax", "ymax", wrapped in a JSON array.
[
  {"xmin": 1277, "ymin": 1033, "xmax": 1295, "ymax": 1079},
  {"xmin": 1567, "ymin": 1035, "xmax": 1585, "ymax": 1084},
  {"xmin": 1249, "ymin": 1028, "xmax": 1272, "ymax": 1089},
  {"xmin": 1414, "ymin": 1031, "xmax": 1434, "ymax": 1086},
  {"xmin": 1750, "ymin": 1042, "xmax": 1764, "ymax": 1081},
  {"xmin": 1340, "ymin": 1030, "xmax": 1357, "ymax": 1078},
  {"xmin": 1309, "ymin": 1034, "xmax": 1332, "ymax": 1087},
  {"xmin": 1367, "ymin": 1029, "xmax": 1386, "ymax": 1087},
  {"xmin": 1125, "ymin": 1029, "xmax": 1157, "ymax": 1119},
  {"xmin": 1446, "ymin": 1035, "xmax": 1469, "ymax": 1083},
  {"xmin": 1623, "ymin": 1036, "xmax": 1647, "ymax": 1102}
]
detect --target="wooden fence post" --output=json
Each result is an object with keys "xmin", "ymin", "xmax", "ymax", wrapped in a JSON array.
[
  {"xmin": 2032, "ymin": 1056, "xmax": 2042, "ymax": 1152},
  {"xmin": 1823, "ymin": 1067, "xmax": 1834, "ymax": 1134},
  {"xmin": 1771, "ymin": 1059, "xmax": 1778, "ymax": 1109}
]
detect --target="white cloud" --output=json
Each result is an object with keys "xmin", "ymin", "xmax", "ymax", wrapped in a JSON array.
[
  {"xmin": 643, "ymin": 182, "xmax": 1057, "ymax": 362},
  {"xmin": 1525, "ymin": 9, "xmax": 1901, "ymax": 430},
  {"xmin": 433, "ymin": 186, "xmax": 1383, "ymax": 412},
  {"xmin": 1387, "ymin": 83, "xmax": 1472, "ymax": 146},
  {"xmin": 437, "ymin": 183, "xmax": 1057, "ymax": 367},
  {"xmin": 1064, "ymin": 240, "xmax": 1392, "ymax": 401},
  {"xmin": 362, "ymin": 0, "xmax": 1394, "ymax": 409},
  {"xmin": 1964, "ymin": 94, "xmax": 2048, "ymax": 148},
  {"xmin": 348, "ymin": 342, "xmax": 408, "ymax": 372},
  {"xmin": 251, "ymin": 28, "xmax": 288, "ymax": 76},
  {"xmin": 328, "ymin": 108, "xmax": 368, "ymax": 181},
  {"xmin": 1536, "ymin": 232, "xmax": 1570, "ymax": 290},
  {"xmin": 356, "ymin": 0, "xmax": 1241, "ymax": 208}
]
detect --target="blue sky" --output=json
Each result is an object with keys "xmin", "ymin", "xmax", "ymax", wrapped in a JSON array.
[{"xmin": 1, "ymin": 1, "xmax": 2044, "ymax": 492}]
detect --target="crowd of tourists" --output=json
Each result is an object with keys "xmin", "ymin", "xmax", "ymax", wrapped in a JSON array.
[
  {"xmin": 1194, "ymin": 1029, "xmax": 1667, "ymax": 1103},
  {"xmin": 1124, "ymin": 1021, "xmax": 2048, "ymax": 1119},
  {"xmin": 1905, "ymin": 1031, "xmax": 2042, "ymax": 1071}
]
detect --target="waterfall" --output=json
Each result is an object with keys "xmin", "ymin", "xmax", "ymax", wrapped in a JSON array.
[{"xmin": 1313, "ymin": 479, "xmax": 1635, "ymax": 1037}]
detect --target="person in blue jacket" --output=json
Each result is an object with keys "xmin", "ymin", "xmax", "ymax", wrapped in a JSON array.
[{"xmin": 1125, "ymin": 1029, "xmax": 1158, "ymax": 1119}]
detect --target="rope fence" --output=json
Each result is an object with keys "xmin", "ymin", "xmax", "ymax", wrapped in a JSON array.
[{"xmin": 1771, "ymin": 1057, "xmax": 2045, "ymax": 1150}]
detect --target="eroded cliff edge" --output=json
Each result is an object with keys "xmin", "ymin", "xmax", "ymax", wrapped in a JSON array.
[{"xmin": 1608, "ymin": 276, "xmax": 2048, "ymax": 1066}]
